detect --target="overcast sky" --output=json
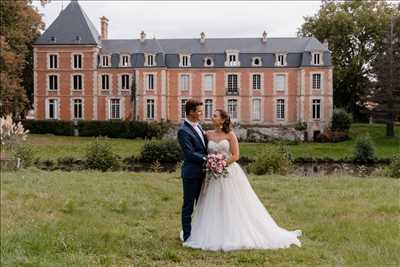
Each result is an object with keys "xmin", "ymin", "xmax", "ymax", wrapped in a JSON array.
[{"xmin": 32, "ymin": 0, "xmax": 326, "ymax": 39}]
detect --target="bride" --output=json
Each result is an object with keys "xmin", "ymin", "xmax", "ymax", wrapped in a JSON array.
[{"xmin": 182, "ymin": 109, "xmax": 302, "ymax": 251}]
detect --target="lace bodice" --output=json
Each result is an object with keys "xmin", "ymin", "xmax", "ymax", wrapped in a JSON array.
[{"xmin": 207, "ymin": 139, "xmax": 231, "ymax": 158}]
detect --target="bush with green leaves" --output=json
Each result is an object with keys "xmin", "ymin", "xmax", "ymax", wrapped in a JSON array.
[
  {"xmin": 13, "ymin": 144, "xmax": 35, "ymax": 168},
  {"xmin": 249, "ymin": 147, "xmax": 292, "ymax": 175},
  {"xmin": 84, "ymin": 138, "xmax": 117, "ymax": 171},
  {"xmin": 353, "ymin": 135, "xmax": 376, "ymax": 163},
  {"xmin": 385, "ymin": 154, "xmax": 400, "ymax": 178},
  {"xmin": 140, "ymin": 139, "xmax": 182, "ymax": 163},
  {"xmin": 331, "ymin": 108, "xmax": 352, "ymax": 132}
]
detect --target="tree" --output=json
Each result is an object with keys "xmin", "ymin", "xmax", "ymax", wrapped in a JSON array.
[
  {"xmin": 369, "ymin": 14, "xmax": 400, "ymax": 137},
  {"xmin": 0, "ymin": 0, "xmax": 45, "ymax": 118},
  {"xmin": 298, "ymin": 0, "xmax": 398, "ymax": 121}
]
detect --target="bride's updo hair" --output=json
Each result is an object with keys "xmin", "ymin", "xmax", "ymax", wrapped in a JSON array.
[{"xmin": 216, "ymin": 109, "xmax": 232, "ymax": 133}]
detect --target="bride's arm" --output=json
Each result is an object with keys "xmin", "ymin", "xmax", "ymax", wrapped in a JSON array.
[{"xmin": 227, "ymin": 131, "xmax": 239, "ymax": 165}]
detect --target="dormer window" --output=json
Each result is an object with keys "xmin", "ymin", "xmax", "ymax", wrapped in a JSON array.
[
  {"xmin": 120, "ymin": 55, "xmax": 130, "ymax": 67},
  {"xmin": 50, "ymin": 36, "xmax": 56, "ymax": 42},
  {"xmin": 75, "ymin": 36, "xmax": 81, "ymax": 43},
  {"xmin": 275, "ymin": 54, "xmax": 287, "ymax": 67},
  {"xmin": 179, "ymin": 54, "xmax": 191, "ymax": 67},
  {"xmin": 311, "ymin": 52, "xmax": 323, "ymax": 65},
  {"xmin": 252, "ymin": 57, "xmax": 262, "ymax": 67},
  {"xmin": 145, "ymin": 54, "xmax": 156, "ymax": 67},
  {"xmin": 225, "ymin": 50, "xmax": 240, "ymax": 67},
  {"xmin": 204, "ymin": 57, "xmax": 214, "ymax": 67},
  {"xmin": 101, "ymin": 55, "xmax": 110, "ymax": 67}
]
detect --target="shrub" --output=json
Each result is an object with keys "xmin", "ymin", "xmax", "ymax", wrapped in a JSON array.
[
  {"xmin": 385, "ymin": 154, "xmax": 400, "ymax": 178},
  {"xmin": 331, "ymin": 109, "xmax": 352, "ymax": 132},
  {"xmin": 249, "ymin": 147, "xmax": 292, "ymax": 175},
  {"xmin": 316, "ymin": 130, "xmax": 350, "ymax": 143},
  {"xmin": 353, "ymin": 135, "xmax": 376, "ymax": 163},
  {"xmin": 22, "ymin": 120, "xmax": 74, "ymax": 136},
  {"xmin": 294, "ymin": 121, "xmax": 307, "ymax": 131},
  {"xmin": 13, "ymin": 144, "xmax": 35, "ymax": 168},
  {"xmin": 1, "ymin": 114, "xmax": 29, "ymax": 151},
  {"xmin": 140, "ymin": 139, "xmax": 182, "ymax": 163},
  {"xmin": 84, "ymin": 138, "xmax": 117, "ymax": 171}
]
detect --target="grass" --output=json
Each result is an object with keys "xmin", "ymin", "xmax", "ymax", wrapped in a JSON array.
[
  {"xmin": 24, "ymin": 123, "xmax": 399, "ymax": 160},
  {"xmin": 1, "ymin": 169, "xmax": 400, "ymax": 266}
]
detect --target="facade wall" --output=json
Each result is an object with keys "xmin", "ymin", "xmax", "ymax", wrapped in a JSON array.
[{"xmin": 34, "ymin": 46, "xmax": 333, "ymax": 133}]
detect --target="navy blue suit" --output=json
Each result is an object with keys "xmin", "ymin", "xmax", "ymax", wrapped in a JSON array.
[{"xmin": 177, "ymin": 120, "xmax": 208, "ymax": 241}]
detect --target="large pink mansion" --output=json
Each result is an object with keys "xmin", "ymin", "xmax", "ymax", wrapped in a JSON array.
[{"xmin": 33, "ymin": 0, "xmax": 333, "ymax": 137}]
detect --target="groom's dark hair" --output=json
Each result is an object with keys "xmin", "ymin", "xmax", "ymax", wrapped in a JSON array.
[{"xmin": 185, "ymin": 99, "xmax": 203, "ymax": 115}]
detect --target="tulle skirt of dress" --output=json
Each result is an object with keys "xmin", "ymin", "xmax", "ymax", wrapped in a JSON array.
[{"xmin": 183, "ymin": 162, "xmax": 302, "ymax": 251}]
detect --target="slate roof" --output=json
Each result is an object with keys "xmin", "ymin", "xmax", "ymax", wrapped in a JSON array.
[
  {"xmin": 100, "ymin": 37, "xmax": 328, "ymax": 54},
  {"xmin": 34, "ymin": 0, "xmax": 100, "ymax": 45},
  {"xmin": 35, "ymin": 1, "xmax": 332, "ymax": 67}
]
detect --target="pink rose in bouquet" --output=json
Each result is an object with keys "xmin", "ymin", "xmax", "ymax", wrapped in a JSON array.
[{"xmin": 206, "ymin": 153, "xmax": 229, "ymax": 179}]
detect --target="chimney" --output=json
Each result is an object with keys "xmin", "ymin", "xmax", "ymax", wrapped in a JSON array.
[
  {"xmin": 323, "ymin": 39, "xmax": 329, "ymax": 49},
  {"xmin": 100, "ymin": 16, "xmax": 109, "ymax": 40},
  {"xmin": 140, "ymin": 31, "xmax": 146, "ymax": 43},
  {"xmin": 200, "ymin": 32, "xmax": 206, "ymax": 44},
  {"xmin": 262, "ymin": 31, "xmax": 267, "ymax": 43}
]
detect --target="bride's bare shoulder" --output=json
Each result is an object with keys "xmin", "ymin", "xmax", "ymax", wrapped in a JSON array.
[{"xmin": 227, "ymin": 130, "xmax": 238, "ymax": 141}]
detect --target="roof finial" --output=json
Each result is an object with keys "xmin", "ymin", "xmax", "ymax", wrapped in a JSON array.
[
  {"xmin": 262, "ymin": 31, "xmax": 267, "ymax": 43},
  {"xmin": 200, "ymin": 32, "xmax": 206, "ymax": 44}
]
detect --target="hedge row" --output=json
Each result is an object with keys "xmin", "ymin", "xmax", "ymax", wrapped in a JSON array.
[{"xmin": 22, "ymin": 120, "xmax": 170, "ymax": 139}]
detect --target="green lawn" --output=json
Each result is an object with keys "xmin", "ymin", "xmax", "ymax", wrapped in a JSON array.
[
  {"xmin": 1, "ymin": 170, "xmax": 399, "ymax": 266},
  {"xmin": 25, "ymin": 123, "xmax": 399, "ymax": 160}
]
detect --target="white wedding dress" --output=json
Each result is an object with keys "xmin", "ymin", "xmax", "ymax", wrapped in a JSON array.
[{"xmin": 183, "ymin": 139, "xmax": 302, "ymax": 251}]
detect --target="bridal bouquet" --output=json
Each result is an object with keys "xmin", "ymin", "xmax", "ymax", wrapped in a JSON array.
[{"xmin": 206, "ymin": 153, "xmax": 229, "ymax": 179}]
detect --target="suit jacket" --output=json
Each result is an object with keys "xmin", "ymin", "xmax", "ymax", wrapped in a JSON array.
[{"xmin": 177, "ymin": 120, "xmax": 208, "ymax": 180}]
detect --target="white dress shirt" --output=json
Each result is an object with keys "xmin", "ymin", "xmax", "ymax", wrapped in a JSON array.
[{"xmin": 185, "ymin": 119, "xmax": 206, "ymax": 147}]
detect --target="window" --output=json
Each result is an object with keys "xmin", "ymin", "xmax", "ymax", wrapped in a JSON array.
[
  {"xmin": 110, "ymin": 99, "xmax": 121, "ymax": 119},
  {"xmin": 227, "ymin": 74, "xmax": 238, "ymax": 93},
  {"xmin": 275, "ymin": 74, "xmax": 286, "ymax": 91},
  {"xmin": 73, "ymin": 99, "xmax": 83, "ymax": 119},
  {"xmin": 121, "ymin": 55, "xmax": 130, "ymax": 67},
  {"xmin": 181, "ymin": 99, "xmax": 187, "ymax": 119},
  {"xmin": 49, "ymin": 54, "xmax": 58, "ymax": 69},
  {"xmin": 73, "ymin": 75, "xmax": 82, "ymax": 90},
  {"xmin": 312, "ymin": 99, "xmax": 321, "ymax": 120},
  {"xmin": 47, "ymin": 99, "xmax": 58, "ymax": 119},
  {"xmin": 73, "ymin": 54, "xmax": 82, "ymax": 69},
  {"xmin": 204, "ymin": 57, "xmax": 213, "ymax": 67},
  {"xmin": 312, "ymin": 73, "xmax": 321, "ymax": 89},
  {"xmin": 252, "ymin": 74, "xmax": 261, "ymax": 90},
  {"xmin": 146, "ymin": 99, "xmax": 155, "ymax": 119},
  {"xmin": 101, "ymin": 55, "xmax": 110, "ymax": 67},
  {"xmin": 205, "ymin": 99, "xmax": 213, "ymax": 119},
  {"xmin": 121, "ymin": 74, "xmax": 130, "ymax": 90},
  {"xmin": 312, "ymin": 52, "xmax": 322, "ymax": 65},
  {"xmin": 48, "ymin": 75, "xmax": 58, "ymax": 90},
  {"xmin": 180, "ymin": 74, "xmax": 190, "ymax": 91},
  {"xmin": 225, "ymin": 51, "xmax": 240, "ymax": 66},
  {"xmin": 146, "ymin": 74, "xmax": 154, "ymax": 90},
  {"xmin": 227, "ymin": 99, "xmax": 238, "ymax": 119},
  {"xmin": 180, "ymin": 55, "xmax": 191, "ymax": 67},
  {"xmin": 252, "ymin": 57, "xmax": 262, "ymax": 66},
  {"xmin": 276, "ymin": 99, "xmax": 285, "ymax": 120},
  {"xmin": 146, "ymin": 54, "xmax": 155, "ymax": 66},
  {"xmin": 252, "ymin": 99, "xmax": 261, "ymax": 121},
  {"xmin": 276, "ymin": 54, "xmax": 286, "ymax": 66},
  {"xmin": 203, "ymin": 74, "xmax": 213, "ymax": 91},
  {"xmin": 101, "ymin": 74, "xmax": 109, "ymax": 90}
]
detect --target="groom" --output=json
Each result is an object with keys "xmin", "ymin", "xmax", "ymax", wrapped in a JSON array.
[{"xmin": 177, "ymin": 99, "xmax": 208, "ymax": 242}]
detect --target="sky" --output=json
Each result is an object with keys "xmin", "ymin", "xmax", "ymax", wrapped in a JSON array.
[{"xmin": 32, "ymin": 0, "xmax": 325, "ymax": 39}]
